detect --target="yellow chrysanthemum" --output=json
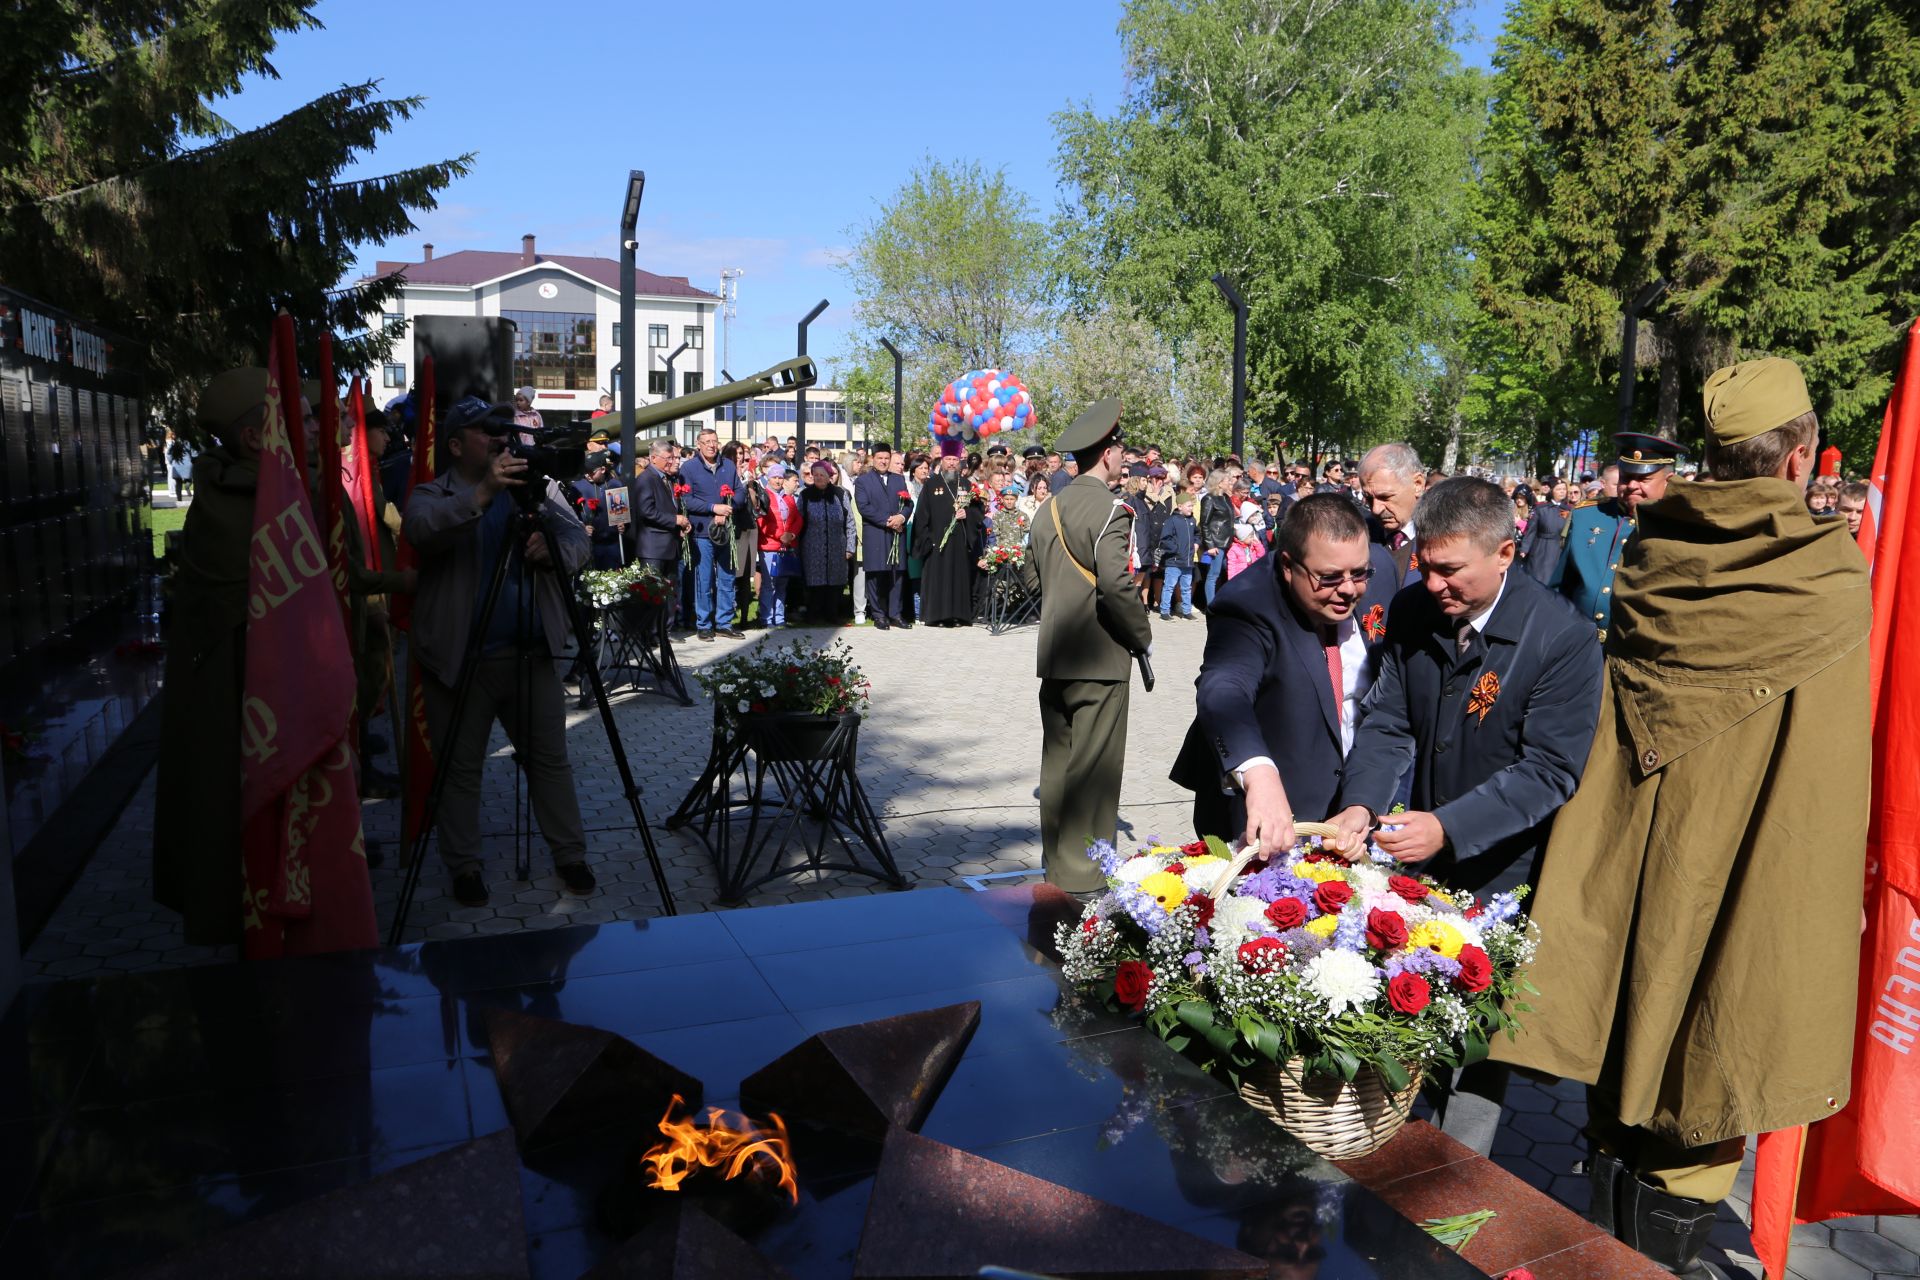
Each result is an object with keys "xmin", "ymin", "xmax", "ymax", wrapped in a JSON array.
[
  {"xmin": 1304, "ymin": 914, "xmax": 1340, "ymax": 939},
  {"xmin": 1292, "ymin": 861, "xmax": 1345, "ymax": 884},
  {"xmin": 1147, "ymin": 844, "xmax": 1181, "ymax": 855},
  {"xmin": 1140, "ymin": 871, "xmax": 1189, "ymax": 911},
  {"xmin": 1428, "ymin": 889, "xmax": 1455, "ymax": 906},
  {"xmin": 1182, "ymin": 853, "xmax": 1224, "ymax": 868},
  {"xmin": 1409, "ymin": 920, "xmax": 1465, "ymax": 959}
]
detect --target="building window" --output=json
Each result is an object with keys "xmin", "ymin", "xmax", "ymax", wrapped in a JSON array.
[
  {"xmin": 382, "ymin": 364, "xmax": 406, "ymax": 389},
  {"xmin": 684, "ymin": 325, "xmax": 704, "ymax": 349},
  {"xmin": 648, "ymin": 371, "xmax": 668, "ymax": 397},
  {"xmin": 683, "ymin": 373, "xmax": 703, "ymax": 395},
  {"xmin": 648, "ymin": 324, "xmax": 668, "ymax": 348},
  {"xmin": 383, "ymin": 312, "xmax": 403, "ymax": 328},
  {"xmin": 502, "ymin": 309, "xmax": 597, "ymax": 391}
]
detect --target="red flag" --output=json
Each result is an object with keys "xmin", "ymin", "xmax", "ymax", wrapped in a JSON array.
[
  {"xmin": 1751, "ymin": 320, "xmax": 1920, "ymax": 1278},
  {"xmin": 238, "ymin": 314, "xmax": 377, "ymax": 958},
  {"xmin": 316, "ymin": 335, "xmax": 351, "ymax": 630},
  {"xmin": 395, "ymin": 356, "xmax": 436, "ymax": 852},
  {"xmin": 345, "ymin": 378, "xmax": 382, "ymax": 571}
]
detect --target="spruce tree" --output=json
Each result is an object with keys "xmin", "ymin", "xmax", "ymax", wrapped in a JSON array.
[{"xmin": 0, "ymin": 2, "xmax": 471, "ymax": 404}]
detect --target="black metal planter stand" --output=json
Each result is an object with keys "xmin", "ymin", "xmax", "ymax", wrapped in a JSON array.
[
  {"xmin": 663, "ymin": 710, "xmax": 904, "ymax": 904},
  {"xmin": 587, "ymin": 598, "xmax": 691, "ymax": 705},
  {"xmin": 984, "ymin": 571, "xmax": 1040, "ymax": 635}
]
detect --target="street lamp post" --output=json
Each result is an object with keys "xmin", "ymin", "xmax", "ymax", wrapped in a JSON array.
[
  {"xmin": 1618, "ymin": 277, "xmax": 1670, "ymax": 436},
  {"xmin": 794, "ymin": 299, "xmax": 828, "ymax": 453},
  {"xmin": 618, "ymin": 171, "xmax": 645, "ymax": 485},
  {"xmin": 1212, "ymin": 273, "xmax": 1248, "ymax": 461},
  {"xmin": 878, "ymin": 337, "xmax": 903, "ymax": 453},
  {"xmin": 661, "ymin": 340, "xmax": 689, "ymax": 444}
]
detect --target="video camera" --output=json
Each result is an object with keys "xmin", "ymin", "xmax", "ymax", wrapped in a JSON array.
[{"xmin": 506, "ymin": 425, "xmax": 587, "ymax": 491}]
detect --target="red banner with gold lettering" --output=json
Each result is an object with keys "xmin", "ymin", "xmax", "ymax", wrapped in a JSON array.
[
  {"xmin": 316, "ymin": 335, "xmax": 351, "ymax": 631},
  {"xmin": 237, "ymin": 313, "xmax": 377, "ymax": 958},
  {"xmin": 344, "ymin": 376, "xmax": 382, "ymax": 571}
]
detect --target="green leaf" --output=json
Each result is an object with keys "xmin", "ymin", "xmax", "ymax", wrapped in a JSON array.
[
  {"xmin": 1203, "ymin": 835, "xmax": 1234, "ymax": 862},
  {"xmin": 1250, "ymin": 1020, "xmax": 1283, "ymax": 1063},
  {"xmin": 1377, "ymin": 1058, "xmax": 1412, "ymax": 1091},
  {"xmin": 1331, "ymin": 1047, "xmax": 1361, "ymax": 1082},
  {"xmin": 1461, "ymin": 1028, "xmax": 1490, "ymax": 1066},
  {"xmin": 1204, "ymin": 1022, "xmax": 1240, "ymax": 1058},
  {"xmin": 1422, "ymin": 1209, "xmax": 1497, "ymax": 1250},
  {"xmin": 1176, "ymin": 1000, "xmax": 1215, "ymax": 1035}
]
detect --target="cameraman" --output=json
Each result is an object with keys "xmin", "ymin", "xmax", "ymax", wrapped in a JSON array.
[{"xmin": 402, "ymin": 399, "xmax": 596, "ymax": 907}]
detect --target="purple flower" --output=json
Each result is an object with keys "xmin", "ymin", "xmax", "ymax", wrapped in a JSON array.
[
  {"xmin": 1193, "ymin": 925, "xmax": 1211, "ymax": 949},
  {"xmin": 1385, "ymin": 948, "xmax": 1463, "ymax": 981},
  {"xmin": 1333, "ymin": 906, "xmax": 1367, "ymax": 952},
  {"xmin": 1112, "ymin": 881, "xmax": 1169, "ymax": 936},
  {"xmin": 1087, "ymin": 839, "xmax": 1124, "ymax": 877},
  {"xmin": 1481, "ymin": 892, "xmax": 1523, "ymax": 926}
]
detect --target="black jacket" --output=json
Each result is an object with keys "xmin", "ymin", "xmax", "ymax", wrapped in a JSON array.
[
  {"xmin": 1336, "ymin": 570, "xmax": 1603, "ymax": 894},
  {"xmin": 631, "ymin": 466, "xmax": 682, "ymax": 562},
  {"xmin": 1200, "ymin": 492, "xmax": 1235, "ymax": 551}
]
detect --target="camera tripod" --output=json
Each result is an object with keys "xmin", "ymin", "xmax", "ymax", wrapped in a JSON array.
[{"xmin": 386, "ymin": 486, "xmax": 676, "ymax": 944}]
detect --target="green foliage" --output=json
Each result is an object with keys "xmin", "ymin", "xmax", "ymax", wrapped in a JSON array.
[
  {"xmin": 1422, "ymin": 1210, "xmax": 1497, "ymax": 1250},
  {"xmin": 834, "ymin": 345, "xmax": 898, "ymax": 449},
  {"xmin": 839, "ymin": 158, "xmax": 1054, "ymax": 430},
  {"xmin": 1053, "ymin": 0, "xmax": 1486, "ymax": 460},
  {"xmin": 1476, "ymin": 0, "xmax": 1920, "ymax": 460},
  {"xmin": 0, "ymin": 2, "xmax": 471, "ymax": 411}
]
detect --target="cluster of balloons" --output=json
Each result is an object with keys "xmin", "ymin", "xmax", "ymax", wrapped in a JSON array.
[{"xmin": 929, "ymin": 368, "xmax": 1034, "ymax": 443}]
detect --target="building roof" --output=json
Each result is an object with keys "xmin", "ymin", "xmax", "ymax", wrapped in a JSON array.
[{"xmin": 367, "ymin": 249, "xmax": 718, "ymax": 301}]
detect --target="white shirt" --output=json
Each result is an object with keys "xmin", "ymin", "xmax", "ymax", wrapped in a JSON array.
[{"xmin": 1460, "ymin": 570, "xmax": 1509, "ymax": 637}]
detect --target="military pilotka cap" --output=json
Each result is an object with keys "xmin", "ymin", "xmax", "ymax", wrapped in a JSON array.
[
  {"xmin": 1703, "ymin": 356, "xmax": 1814, "ymax": 448},
  {"xmin": 195, "ymin": 368, "xmax": 270, "ymax": 431},
  {"xmin": 1055, "ymin": 397, "xmax": 1124, "ymax": 454},
  {"xmin": 1614, "ymin": 431, "xmax": 1686, "ymax": 479}
]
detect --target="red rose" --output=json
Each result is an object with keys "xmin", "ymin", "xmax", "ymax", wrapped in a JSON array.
[
  {"xmin": 1388, "ymin": 875, "xmax": 1429, "ymax": 904},
  {"xmin": 1188, "ymin": 893, "xmax": 1215, "ymax": 929},
  {"xmin": 1366, "ymin": 908, "xmax": 1409, "ymax": 951},
  {"xmin": 1455, "ymin": 945, "xmax": 1493, "ymax": 993},
  {"xmin": 1312, "ymin": 880, "xmax": 1354, "ymax": 915},
  {"xmin": 1114, "ymin": 960, "xmax": 1153, "ymax": 1011},
  {"xmin": 1238, "ymin": 937, "xmax": 1287, "ymax": 974},
  {"xmin": 1181, "ymin": 841, "xmax": 1208, "ymax": 856},
  {"xmin": 1387, "ymin": 972, "xmax": 1432, "ymax": 1015},
  {"xmin": 1265, "ymin": 897, "xmax": 1307, "ymax": 930}
]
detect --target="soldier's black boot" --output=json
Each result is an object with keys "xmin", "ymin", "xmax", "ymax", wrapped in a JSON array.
[
  {"xmin": 1583, "ymin": 1148, "xmax": 1626, "ymax": 1235},
  {"xmin": 1617, "ymin": 1173, "xmax": 1725, "ymax": 1276}
]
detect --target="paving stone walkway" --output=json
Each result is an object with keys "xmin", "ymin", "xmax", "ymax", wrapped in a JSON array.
[{"xmin": 19, "ymin": 611, "xmax": 1915, "ymax": 1278}]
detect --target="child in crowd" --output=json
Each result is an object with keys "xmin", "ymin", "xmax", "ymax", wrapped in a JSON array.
[
  {"xmin": 755, "ymin": 465, "xmax": 804, "ymax": 627},
  {"xmin": 1157, "ymin": 493, "xmax": 1198, "ymax": 620},
  {"xmin": 1225, "ymin": 519, "xmax": 1266, "ymax": 581}
]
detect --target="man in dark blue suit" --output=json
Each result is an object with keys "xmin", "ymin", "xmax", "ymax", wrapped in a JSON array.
[
  {"xmin": 854, "ymin": 442, "xmax": 913, "ymax": 629},
  {"xmin": 1358, "ymin": 442, "xmax": 1426, "ymax": 588},
  {"xmin": 1331, "ymin": 475, "xmax": 1603, "ymax": 1155},
  {"xmin": 1171, "ymin": 495, "xmax": 1401, "ymax": 855},
  {"xmin": 631, "ymin": 437, "xmax": 687, "ymax": 590}
]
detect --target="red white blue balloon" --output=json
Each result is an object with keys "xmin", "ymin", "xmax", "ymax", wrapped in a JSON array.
[{"xmin": 929, "ymin": 368, "xmax": 1035, "ymax": 443}]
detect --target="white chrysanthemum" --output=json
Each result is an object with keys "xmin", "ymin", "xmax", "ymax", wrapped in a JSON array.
[
  {"xmin": 1181, "ymin": 864, "xmax": 1229, "ymax": 895},
  {"xmin": 1349, "ymin": 863, "xmax": 1390, "ymax": 895},
  {"xmin": 1116, "ymin": 857, "xmax": 1160, "ymax": 885},
  {"xmin": 1211, "ymin": 894, "xmax": 1271, "ymax": 941},
  {"xmin": 1303, "ymin": 949, "xmax": 1381, "ymax": 1015}
]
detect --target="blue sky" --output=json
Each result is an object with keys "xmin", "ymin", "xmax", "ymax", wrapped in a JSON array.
[{"xmin": 225, "ymin": 0, "xmax": 1506, "ymax": 374}]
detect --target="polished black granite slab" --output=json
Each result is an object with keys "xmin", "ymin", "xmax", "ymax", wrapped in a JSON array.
[{"xmin": 0, "ymin": 888, "xmax": 1485, "ymax": 1280}]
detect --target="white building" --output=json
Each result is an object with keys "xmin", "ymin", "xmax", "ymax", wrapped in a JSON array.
[{"xmin": 359, "ymin": 235, "xmax": 720, "ymax": 428}]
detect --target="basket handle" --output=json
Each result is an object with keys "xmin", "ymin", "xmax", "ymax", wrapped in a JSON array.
[{"xmin": 1206, "ymin": 821, "xmax": 1346, "ymax": 901}]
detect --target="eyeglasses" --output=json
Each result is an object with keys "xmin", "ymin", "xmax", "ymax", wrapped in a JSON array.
[{"xmin": 1294, "ymin": 565, "xmax": 1375, "ymax": 590}]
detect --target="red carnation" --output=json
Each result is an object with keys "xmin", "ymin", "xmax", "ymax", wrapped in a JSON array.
[
  {"xmin": 1366, "ymin": 908, "xmax": 1409, "ymax": 951},
  {"xmin": 1114, "ymin": 960, "xmax": 1153, "ymax": 1011},
  {"xmin": 1312, "ymin": 880, "xmax": 1354, "ymax": 915},
  {"xmin": 1387, "ymin": 972, "xmax": 1432, "ymax": 1015},
  {"xmin": 1455, "ymin": 945, "xmax": 1493, "ymax": 993},
  {"xmin": 1188, "ymin": 893, "xmax": 1215, "ymax": 929},
  {"xmin": 1388, "ymin": 875, "xmax": 1429, "ymax": 903},
  {"xmin": 1265, "ymin": 897, "xmax": 1307, "ymax": 931},
  {"xmin": 673, "ymin": 483, "xmax": 690, "ymax": 497},
  {"xmin": 720, "ymin": 484, "xmax": 735, "ymax": 497},
  {"xmin": 585, "ymin": 498, "xmax": 600, "ymax": 511},
  {"xmin": 1166, "ymin": 862, "xmax": 1186, "ymax": 876},
  {"xmin": 1238, "ymin": 937, "xmax": 1287, "ymax": 974}
]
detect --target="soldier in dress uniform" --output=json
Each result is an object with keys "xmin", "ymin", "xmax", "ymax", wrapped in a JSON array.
[
  {"xmin": 1548, "ymin": 432, "xmax": 1684, "ymax": 640},
  {"xmin": 1022, "ymin": 398, "xmax": 1154, "ymax": 893}
]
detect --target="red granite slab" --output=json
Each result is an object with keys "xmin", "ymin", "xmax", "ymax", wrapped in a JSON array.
[
  {"xmin": 1334, "ymin": 1119, "xmax": 1481, "ymax": 1186},
  {"xmin": 584, "ymin": 1200, "xmax": 792, "ymax": 1279},
  {"xmin": 739, "ymin": 1002, "xmax": 980, "ymax": 1143},
  {"xmin": 123, "ymin": 1131, "xmax": 528, "ymax": 1279},
  {"xmin": 1362, "ymin": 1149, "xmax": 1606, "ymax": 1277},
  {"xmin": 485, "ymin": 1007, "xmax": 702, "ymax": 1152},
  {"xmin": 853, "ymin": 1128, "xmax": 1265, "ymax": 1279}
]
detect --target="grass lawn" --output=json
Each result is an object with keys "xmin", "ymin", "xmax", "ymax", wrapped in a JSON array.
[{"xmin": 151, "ymin": 504, "xmax": 186, "ymax": 558}]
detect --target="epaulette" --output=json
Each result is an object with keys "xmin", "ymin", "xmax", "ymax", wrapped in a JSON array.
[{"xmin": 1573, "ymin": 498, "xmax": 1600, "ymax": 510}]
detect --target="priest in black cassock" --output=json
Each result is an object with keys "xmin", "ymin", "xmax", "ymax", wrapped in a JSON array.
[{"xmin": 910, "ymin": 452, "xmax": 982, "ymax": 626}]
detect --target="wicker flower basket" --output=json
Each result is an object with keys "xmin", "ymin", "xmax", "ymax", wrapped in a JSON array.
[{"xmin": 1236, "ymin": 1057, "xmax": 1423, "ymax": 1160}]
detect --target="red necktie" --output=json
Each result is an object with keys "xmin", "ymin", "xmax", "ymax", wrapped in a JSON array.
[{"xmin": 1324, "ymin": 628, "xmax": 1344, "ymax": 725}]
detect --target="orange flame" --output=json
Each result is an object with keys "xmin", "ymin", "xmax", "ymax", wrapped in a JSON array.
[{"xmin": 640, "ymin": 1094, "xmax": 798, "ymax": 1205}]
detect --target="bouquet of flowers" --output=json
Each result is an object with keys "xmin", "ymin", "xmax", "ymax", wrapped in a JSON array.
[
  {"xmin": 1055, "ymin": 832, "xmax": 1536, "ymax": 1098},
  {"xmin": 981, "ymin": 543, "xmax": 1026, "ymax": 574},
  {"xmin": 937, "ymin": 480, "xmax": 974, "ymax": 552},
  {"xmin": 694, "ymin": 638, "xmax": 871, "ymax": 724},
  {"xmin": 580, "ymin": 563, "xmax": 672, "ymax": 610}
]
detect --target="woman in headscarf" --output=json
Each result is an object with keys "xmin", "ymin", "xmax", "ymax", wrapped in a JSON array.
[{"xmin": 796, "ymin": 460, "xmax": 855, "ymax": 624}]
